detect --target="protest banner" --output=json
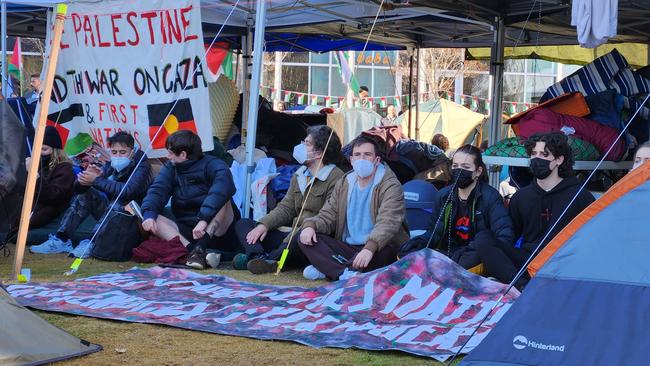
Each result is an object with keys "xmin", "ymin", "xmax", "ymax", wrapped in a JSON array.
[
  {"xmin": 8, "ymin": 250, "xmax": 518, "ymax": 361},
  {"xmin": 44, "ymin": 0, "xmax": 213, "ymax": 157}
]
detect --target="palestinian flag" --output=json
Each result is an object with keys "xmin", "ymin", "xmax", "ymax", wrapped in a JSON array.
[
  {"xmin": 394, "ymin": 96, "xmax": 401, "ymax": 110},
  {"xmin": 147, "ymin": 99, "xmax": 197, "ymax": 149},
  {"xmin": 284, "ymin": 91, "xmax": 292, "ymax": 103},
  {"xmin": 380, "ymin": 97, "xmax": 387, "ymax": 108},
  {"xmin": 46, "ymin": 103, "xmax": 85, "ymax": 146},
  {"xmin": 205, "ymin": 41, "xmax": 234, "ymax": 80},
  {"xmin": 9, "ymin": 38, "xmax": 21, "ymax": 79},
  {"xmin": 310, "ymin": 95, "xmax": 318, "ymax": 106},
  {"xmin": 297, "ymin": 94, "xmax": 305, "ymax": 104},
  {"xmin": 325, "ymin": 97, "xmax": 331, "ymax": 107}
]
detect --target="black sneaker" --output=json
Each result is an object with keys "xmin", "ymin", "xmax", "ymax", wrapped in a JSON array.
[
  {"xmin": 186, "ymin": 248, "xmax": 207, "ymax": 270},
  {"xmin": 247, "ymin": 258, "xmax": 278, "ymax": 274}
]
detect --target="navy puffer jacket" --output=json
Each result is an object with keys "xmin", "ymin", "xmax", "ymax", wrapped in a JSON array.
[
  {"xmin": 419, "ymin": 180, "xmax": 514, "ymax": 251},
  {"xmin": 87, "ymin": 149, "xmax": 152, "ymax": 205},
  {"xmin": 141, "ymin": 155, "xmax": 235, "ymax": 225}
]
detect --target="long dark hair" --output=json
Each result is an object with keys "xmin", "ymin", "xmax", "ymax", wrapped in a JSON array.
[{"xmin": 453, "ymin": 144, "xmax": 488, "ymax": 182}]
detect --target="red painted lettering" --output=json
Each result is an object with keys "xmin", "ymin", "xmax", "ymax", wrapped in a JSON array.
[{"xmin": 111, "ymin": 14, "xmax": 126, "ymax": 47}]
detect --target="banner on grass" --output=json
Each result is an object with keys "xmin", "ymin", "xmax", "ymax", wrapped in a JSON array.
[
  {"xmin": 7, "ymin": 250, "xmax": 518, "ymax": 361},
  {"xmin": 45, "ymin": 0, "xmax": 212, "ymax": 157}
]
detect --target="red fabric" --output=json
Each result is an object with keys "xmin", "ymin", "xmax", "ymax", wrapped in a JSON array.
[
  {"xmin": 132, "ymin": 236, "xmax": 188, "ymax": 265},
  {"xmin": 361, "ymin": 125, "xmax": 406, "ymax": 159},
  {"xmin": 514, "ymin": 108, "xmax": 625, "ymax": 161}
]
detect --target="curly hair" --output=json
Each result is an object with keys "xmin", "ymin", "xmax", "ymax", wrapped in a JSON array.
[
  {"xmin": 524, "ymin": 132, "xmax": 574, "ymax": 178},
  {"xmin": 306, "ymin": 125, "xmax": 343, "ymax": 165}
]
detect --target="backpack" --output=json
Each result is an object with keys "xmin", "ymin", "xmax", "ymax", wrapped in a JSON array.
[{"xmin": 91, "ymin": 208, "xmax": 142, "ymax": 261}]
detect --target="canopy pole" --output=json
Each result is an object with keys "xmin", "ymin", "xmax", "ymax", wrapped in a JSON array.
[
  {"xmin": 407, "ymin": 51, "xmax": 413, "ymax": 139},
  {"xmin": 240, "ymin": 24, "xmax": 252, "ymax": 140},
  {"xmin": 488, "ymin": 16, "xmax": 505, "ymax": 187},
  {"xmin": 241, "ymin": 0, "xmax": 267, "ymax": 219},
  {"xmin": 1, "ymin": 1, "xmax": 7, "ymax": 97},
  {"xmin": 13, "ymin": 4, "xmax": 68, "ymax": 278},
  {"xmin": 415, "ymin": 47, "xmax": 421, "ymax": 141}
]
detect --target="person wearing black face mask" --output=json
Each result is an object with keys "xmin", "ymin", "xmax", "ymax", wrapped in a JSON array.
[
  {"xmin": 4, "ymin": 127, "xmax": 76, "ymax": 247},
  {"xmin": 399, "ymin": 145, "xmax": 514, "ymax": 272},
  {"xmin": 475, "ymin": 132, "xmax": 595, "ymax": 290},
  {"xmin": 22, "ymin": 127, "xmax": 76, "ymax": 226}
]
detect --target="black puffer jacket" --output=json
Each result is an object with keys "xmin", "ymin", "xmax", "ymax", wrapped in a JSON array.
[
  {"xmin": 141, "ymin": 155, "xmax": 235, "ymax": 225},
  {"xmin": 415, "ymin": 180, "xmax": 515, "ymax": 252},
  {"xmin": 79, "ymin": 149, "xmax": 152, "ymax": 205}
]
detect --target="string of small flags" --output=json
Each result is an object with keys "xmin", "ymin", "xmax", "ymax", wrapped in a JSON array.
[{"xmin": 259, "ymin": 86, "xmax": 538, "ymax": 114}]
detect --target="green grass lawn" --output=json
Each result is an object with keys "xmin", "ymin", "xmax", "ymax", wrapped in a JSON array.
[{"xmin": 1, "ymin": 246, "xmax": 463, "ymax": 365}]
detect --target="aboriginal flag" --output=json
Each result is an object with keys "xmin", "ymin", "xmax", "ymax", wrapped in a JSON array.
[
  {"xmin": 147, "ymin": 98, "xmax": 198, "ymax": 149},
  {"xmin": 46, "ymin": 103, "xmax": 85, "ymax": 145}
]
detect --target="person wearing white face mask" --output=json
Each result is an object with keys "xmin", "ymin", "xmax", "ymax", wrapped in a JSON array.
[
  {"xmin": 298, "ymin": 135, "xmax": 409, "ymax": 281},
  {"xmin": 233, "ymin": 125, "xmax": 345, "ymax": 274},
  {"xmin": 32, "ymin": 132, "xmax": 153, "ymax": 257}
]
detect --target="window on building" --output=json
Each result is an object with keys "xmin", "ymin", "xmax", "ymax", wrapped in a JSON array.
[
  {"xmin": 356, "ymin": 68, "xmax": 372, "ymax": 93},
  {"xmin": 282, "ymin": 65, "xmax": 308, "ymax": 93},
  {"xmin": 330, "ymin": 68, "xmax": 348, "ymax": 97},
  {"xmin": 310, "ymin": 66, "xmax": 329, "ymax": 96},
  {"xmin": 310, "ymin": 52, "xmax": 329, "ymax": 64},
  {"xmin": 373, "ymin": 68, "xmax": 395, "ymax": 97},
  {"xmin": 283, "ymin": 52, "xmax": 309, "ymax": 63}
]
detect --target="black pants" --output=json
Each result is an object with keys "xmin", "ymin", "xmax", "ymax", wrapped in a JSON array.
[
  {"xmin": 177, "ymin": 219, "xmax": 242, "ymax": 254},
  {"xmin": 474, "ymin": 230, "xmax": 532, "ymax": 284},
  {"xmin": 299, "ymin": 234, "xmax": 397, "ymax": 280},
  {"xmin": 234, "ymin": 218, "xmax": 307, "ymax": 268}
]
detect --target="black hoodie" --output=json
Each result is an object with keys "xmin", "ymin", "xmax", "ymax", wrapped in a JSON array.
[{"xmin": 509, "ymin": 176, "xmax": 595, "ymax": 253}]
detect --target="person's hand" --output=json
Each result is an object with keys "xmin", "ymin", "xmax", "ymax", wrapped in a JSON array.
[
  {"xmin": 300, "ymin": 227, "xmax": 318, "ymax": 246},
  {"xmin": 352, "ymin": 249, "xmax": 374, "ymax": 270},
  {"xmin": 246, "ymin": 224, "xmax": 268, "ymax": 245},
  {"xmin": 82, "ymin": 167, "xmax": 101, "ymax": 184},
  {"xmin": 87, "ymin": 164, "xmax": 102, "ymax": 175},
  {"xmin": 77, "ymin": 171, "xmax": 93, "ymax": 186},
  {"xmin": 25, "ymin": 157, "xmax": 32, "ymax": 171},
  {"xmin": 192, "ymin": 220, "xmax": 208, "ymax": 240},
  {"xmin": 142, "ymin": 218, "xmax": 157, "ymax": 233}
]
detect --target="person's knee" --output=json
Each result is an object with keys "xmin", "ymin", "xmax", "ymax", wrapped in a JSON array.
[
  {"xmin": 234, "ymin": 218, "xmax": 255, "ymax": 237},
  {"xmin": 472, "ymin": 230, "xmax": 498, "ymax": 251}
]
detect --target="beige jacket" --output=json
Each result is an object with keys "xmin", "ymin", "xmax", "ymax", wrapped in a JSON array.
[
  {"xmin": 259, "ymin": 164, "xmax": 344, "ymax": 242},
  {"xmin": 302, "ymin": 164, "xmax": 409, "ymax": 253}
]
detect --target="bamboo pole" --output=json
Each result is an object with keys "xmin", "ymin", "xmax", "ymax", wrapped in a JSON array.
[{"xmin": 13, "ymin": 4, "xmax": 68, "ymax": 279}]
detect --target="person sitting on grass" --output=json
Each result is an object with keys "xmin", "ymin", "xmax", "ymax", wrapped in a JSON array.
[
  {"xmin": 141, "ymin": 130, "xmax": 240, "ymax": 270},
  {"xmin": 4, "ymin": 126, "xmax": 75, "ymax": 246},
  {"xmin": 400, "ymin": 144, "xmax": 514, "ymax": 271},
  {"xmin": 475, "ymin": 132, "xmax": 595, "ymax": 290},
  {"xmin": 234, "ymin": 125, "xmax": 344, "ymax": 274},
  {"xmin": 31, "ymin": 131, "xmax": 152, "ymax": 257},
  {"xmin": 298, "ymin": 136, "xmax": 409, "ymax": 281}
]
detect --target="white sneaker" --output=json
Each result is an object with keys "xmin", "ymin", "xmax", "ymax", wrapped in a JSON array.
[
  {"xmin": 70, "ymin": 239, "xmax": 94, "ymax": 259},
  {"xmin": 205, "ymin": 252, "xmax": 221, "ymax": 269},
  {"xmin": 303, "ymin": 265, "xmax": 326, "ymax": 280},
  {"xmin": 30, "ymin": 234, "xmax": 73, "ymax": 254},
  {"xmin": 338, "ymin": 268, "xmax": 359, "ymax": 281}
]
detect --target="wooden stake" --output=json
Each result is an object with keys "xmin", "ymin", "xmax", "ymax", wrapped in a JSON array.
[{"xmin": 13, "ymin": 4, "xmax": 68, "ymax": 279}]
